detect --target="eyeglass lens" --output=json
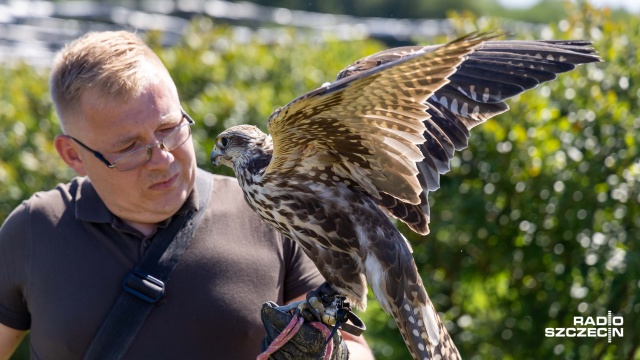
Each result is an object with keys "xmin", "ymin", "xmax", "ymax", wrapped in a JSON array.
[{"xmin": 114, "ymin": 122, "xmax": 192, "ymax": 171}]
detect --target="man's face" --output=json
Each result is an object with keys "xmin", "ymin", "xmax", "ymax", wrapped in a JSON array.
[{"xmin": 68, "ymin": 64, "xmax": 196, "ymax": 227}]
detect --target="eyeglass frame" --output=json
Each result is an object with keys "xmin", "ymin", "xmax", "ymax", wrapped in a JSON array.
[{"xmin": 68, "ymin": 109, "xmax": 195, "ymax": 171}]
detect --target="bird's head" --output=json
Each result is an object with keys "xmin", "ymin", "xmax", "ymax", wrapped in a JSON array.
[{"xmin": 210, "ymin": 125, "xmax": 272, "ymax": 172}]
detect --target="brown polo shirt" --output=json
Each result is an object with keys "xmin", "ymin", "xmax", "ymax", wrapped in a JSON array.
[{"xmin": 0, "ymin": 168, "xmax": 324, "ymax": 359}]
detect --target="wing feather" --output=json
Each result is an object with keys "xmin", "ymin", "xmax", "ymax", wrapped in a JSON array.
[
  {"xmin": 266, "ymin": 33, "xmax": 497, "ymax": 207},
  {"xmin": 334, "ymin": 36, "xmax": 601, "ymax": 234}
]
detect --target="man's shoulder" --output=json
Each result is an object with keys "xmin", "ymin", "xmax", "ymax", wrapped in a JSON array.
[
  {"xmin": 0, "ymin": 177, "xmax": 85, "ymax": 252},
  {"xmin": 206, "ymin": 171, "xmax": 239, "ymax": 186},
  {"xmin": 6, "ymin": 177, "xmax": 83, "ymax": 222},
  {"xmin": 197, "ymin": 168, "xmax": 274, "ymax": 229},
  {"xmin": 198, "ymin": 168, "xmax": 243, "ymax": 195}
]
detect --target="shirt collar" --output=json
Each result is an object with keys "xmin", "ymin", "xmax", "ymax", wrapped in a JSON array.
[{"xmin": 75, "ymin": 176, "xmax": 113, "ymax": 224}]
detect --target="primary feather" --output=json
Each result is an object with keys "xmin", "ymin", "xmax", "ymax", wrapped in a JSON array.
[{"xmin": 211, "ymin": 32, "xmax": 601, "ymax": 359}]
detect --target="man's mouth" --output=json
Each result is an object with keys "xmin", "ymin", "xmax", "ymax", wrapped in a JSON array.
[{"xmin": 149, "ymin": 173, "xmax": 178, "ymax": 190}]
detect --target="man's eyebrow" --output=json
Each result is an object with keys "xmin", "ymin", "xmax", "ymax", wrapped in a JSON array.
[
  {"xmin": 157, "ymin": 112, "xmax": 186, "ymax": 131},
  {"xmin": 108, "ymin": 112, "xmax": 182, "ymax": 150}
]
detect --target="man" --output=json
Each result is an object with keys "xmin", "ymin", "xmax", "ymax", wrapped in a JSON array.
[{"xmin": 0, "ymin": 31, "xmax": 371, "ymax": 359}]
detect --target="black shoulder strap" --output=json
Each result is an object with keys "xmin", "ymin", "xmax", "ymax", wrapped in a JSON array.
[{"xmin": 83, "ymin": 170, "xmax": 213, "ymax": 360}]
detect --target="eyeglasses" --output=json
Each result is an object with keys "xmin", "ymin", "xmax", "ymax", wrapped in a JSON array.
[{"xmin": 69, "ymin": 109, "xmax": 195, "ymax": 171}]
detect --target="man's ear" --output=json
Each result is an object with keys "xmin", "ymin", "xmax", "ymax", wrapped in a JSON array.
[{"xmin": 54, "ymin": 135, "xmax": 87, "ymax": 176}]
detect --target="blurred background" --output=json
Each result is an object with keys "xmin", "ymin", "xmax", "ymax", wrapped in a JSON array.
[{"xmin": 1, "ymin": 0, "xmax": 638, "ymax": 359}]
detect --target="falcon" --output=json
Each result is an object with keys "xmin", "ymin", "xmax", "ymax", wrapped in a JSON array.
[{"xmin": 210, "ymin": 33, "xmax": 601, "ymax": 359}]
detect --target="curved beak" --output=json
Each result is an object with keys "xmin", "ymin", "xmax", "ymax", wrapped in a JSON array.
[{"xmin": 210, "ymin": 147, "xmax": 222, "ymax": 166}]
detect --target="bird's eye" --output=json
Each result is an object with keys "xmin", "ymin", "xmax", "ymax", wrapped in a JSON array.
[{"xmin": 219, "ymin": 137, "xmax": 230, "ymax": 148}]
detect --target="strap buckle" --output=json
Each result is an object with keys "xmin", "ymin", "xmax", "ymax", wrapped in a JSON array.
[{"xmin": 123, "ymin": 270, "xmax": 165, "ymax": 303}]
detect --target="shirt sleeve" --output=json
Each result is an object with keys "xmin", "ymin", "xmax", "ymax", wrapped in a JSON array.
[
  {"xmin": 281, "ymin": 234, "xmax": 325, "ymax": 303},
  {"xmin": 0, "ymin": 202, "xmax": 32, "ymax": 330}
]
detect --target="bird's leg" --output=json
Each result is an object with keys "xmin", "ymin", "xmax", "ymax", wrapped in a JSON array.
[
  {"xmin": 304, "ymin": 282, "xmax": 342, "ymax": 323},
  {"xmin": 271, "ymin": 282, "xmax": 340, "ymax": 316},
  {"xmin": 304, "ymin": 282, "xmax": 366, "ymax": 336},
  {"xmin": 270, "ymin": 283, "xmax": 337, "ymax": 320},
  {"xmin": 274, "ymin": 282, "xmax": 366, "ymax": 335}
]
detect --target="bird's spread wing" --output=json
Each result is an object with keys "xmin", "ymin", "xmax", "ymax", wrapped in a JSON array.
[
  {"xmin": 336, "ymin": 38, "xmax": 602, "ymax": 234},
  {"xmin": 266, "ymin": 33, "xmax": 498, "ymax": 217}
]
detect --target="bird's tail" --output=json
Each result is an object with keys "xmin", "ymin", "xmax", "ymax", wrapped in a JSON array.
[
  {"xmin": 391, "ymin": 291, "xmax": 460, "ymax": 360},
  {"xmin": 366, "ymin": 249, "xmax": 460, "ymax": 360}
]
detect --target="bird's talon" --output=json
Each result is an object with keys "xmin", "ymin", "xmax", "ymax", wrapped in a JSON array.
[
  {"xmin": 307, "ymin": 296, "xmax": 326, "ymax": 314},
  {"xmin": 274, "ymin": 299, "xmax": 305, "ymax": 313}
]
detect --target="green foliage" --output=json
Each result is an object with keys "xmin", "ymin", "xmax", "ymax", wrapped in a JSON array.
[
  {"xmin": 0, "ymin": 65, "xmax": 74, "ymax": 222},
  {"xmin": 2, "ymin": 4, "xmax": 638, "ymax": 360}
]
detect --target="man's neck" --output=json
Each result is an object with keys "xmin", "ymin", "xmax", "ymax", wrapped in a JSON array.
[{"xmin": 125, "ymin": 221, "xmax": 157, "ymax": 237}]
